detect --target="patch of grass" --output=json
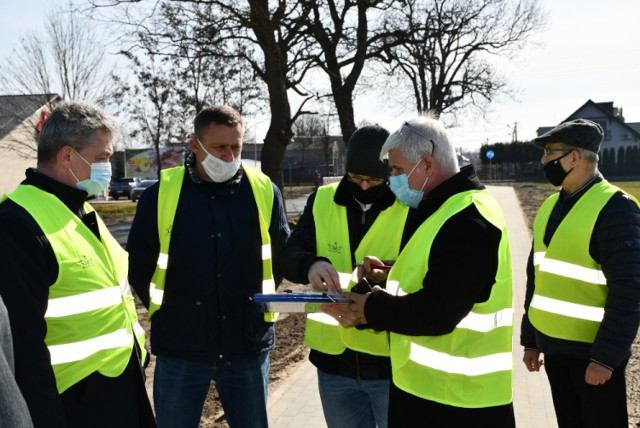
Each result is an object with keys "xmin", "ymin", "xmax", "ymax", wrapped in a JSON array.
[
  {"xmin": 283, "ymin": 186, "xmax": 314, "ymax": 199},
  {"xmin": 89, "ymin": 201, "xmax": 138, "ymax": 225},
  {"xmin": 611, "ymin": 181, "xmax": 640, "ymax": 201}
]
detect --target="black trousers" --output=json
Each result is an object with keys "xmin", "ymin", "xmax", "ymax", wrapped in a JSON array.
[
  {"xmin": 60, "ymin": 351, "xmax": 156, "ymax": 428},
  {"xmin": 388, "ymin": 381, "xmax": 515, "ymax": 427},
  {"xmin": 544, "ymin": 354, "xmax": 628, "ymax": 428}
]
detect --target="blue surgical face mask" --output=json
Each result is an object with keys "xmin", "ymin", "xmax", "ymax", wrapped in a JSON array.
[
  {"xmin": 69, "ymin": 151, "xmax": 112, "ymax": 196},
  {"xmin": 389, "ymin": 160, "xmax": 428, "ymax": 208}
]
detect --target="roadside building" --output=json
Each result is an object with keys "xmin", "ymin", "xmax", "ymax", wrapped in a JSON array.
[
  {"xmin": 538, "ymin": 100, "xmax": 640, "ymax": 177},
  {"xmin": 0, "ymin": 94, "xmax": 61, "ymax": 196}
]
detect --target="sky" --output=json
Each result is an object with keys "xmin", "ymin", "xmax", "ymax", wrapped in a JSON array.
[
  {"xmin": 362, "ymin": 0, "xmax": 640, "ymax": 151},
  {"xmin": 1, "ymin": 0, "xmax": 639, "ymax": 152}
]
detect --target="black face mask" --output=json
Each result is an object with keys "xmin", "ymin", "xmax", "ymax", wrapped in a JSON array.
[
  {"xmin": 543, "ymin": 150, "xmax": 573, "ymax": 186},
  {"xmin": 346, "ymin": 180, "xmax": 388, "ymax": 204}
]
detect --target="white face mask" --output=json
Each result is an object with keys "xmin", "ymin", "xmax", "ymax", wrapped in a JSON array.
[
  {"xmin": 197, "ymin": 140, "xmax": 242, "ymax": 183},
  {"xmin": 69, "ymin": 150, "xmax": 112, "ymax": 196}
]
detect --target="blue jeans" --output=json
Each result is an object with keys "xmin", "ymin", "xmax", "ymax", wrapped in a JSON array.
[
  {"xmin": 317, "ymin": 369, "xmax": 389, "ymax": 428},
  {"xmin": 153, "ymin": 352, "xmax": 270, "ymax": 428}
]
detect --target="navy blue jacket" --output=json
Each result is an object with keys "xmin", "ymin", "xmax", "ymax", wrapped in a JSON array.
[{"xmin": 127, "ymin": 158, "xmax": 290, "ymax": 362}]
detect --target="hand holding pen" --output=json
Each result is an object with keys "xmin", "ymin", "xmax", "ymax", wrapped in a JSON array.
[{"xmin": 356, "ymin": 256, "xmax": 392, "ymax": 283}]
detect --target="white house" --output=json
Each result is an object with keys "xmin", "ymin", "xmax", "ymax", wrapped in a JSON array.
[
  {"xmin": 0, "ymin": 94, "xmax": 61, "ymax": 196},
  {"xmin": 537, "ymin": 100, "xmax": 640, "ymax": 165}
]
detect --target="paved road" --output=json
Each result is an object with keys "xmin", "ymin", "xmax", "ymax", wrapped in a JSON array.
[{"xmin": 107, "ymin": 222, "xmax": 131, "ymax": 248}]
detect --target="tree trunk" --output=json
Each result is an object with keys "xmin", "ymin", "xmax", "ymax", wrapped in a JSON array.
[{"xmin": 249, "ymin": 1, "xmax": 294, "ymax": 196}]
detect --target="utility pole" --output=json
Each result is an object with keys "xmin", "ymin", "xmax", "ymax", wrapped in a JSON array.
[{"xmin": 511, "ymin": 122, "xmax": 519, "ymax": 143}]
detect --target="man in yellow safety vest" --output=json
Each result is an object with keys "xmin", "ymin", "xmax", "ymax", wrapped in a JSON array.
[
  {"xmin": 126, "ymin": 105, "xmax": 290, "ymax": 427},
  {"xmin": 0, "ymin": 102, "xmax": 154, "ymax": 427},
  {"xmin": 521, "ymin": 118, "xmax": 640, "ymax": 427},
  {"xmin": 282, "ymin": 125, "xmax": 408, "ymax": 427},
  {"xmin": 327, "ymin": 116, "xmax": 515, "ymax": 427}
]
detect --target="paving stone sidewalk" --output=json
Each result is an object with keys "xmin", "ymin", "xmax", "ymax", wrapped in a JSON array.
[{"xmin": 267, "ymin": 185, "xmax": 558, "ymax": 428}]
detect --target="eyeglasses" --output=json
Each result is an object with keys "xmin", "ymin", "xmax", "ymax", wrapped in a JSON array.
[
  {"xmin": 543, "ymin": 148, "xmax": 572, "ymax": 156},
  {"xmin": 347, "ymin": 174, "xmax": 386, "ymax": 186},
  {"xmin": 398, "ymin": 121, "xmax": 435, "ymax": 156}
]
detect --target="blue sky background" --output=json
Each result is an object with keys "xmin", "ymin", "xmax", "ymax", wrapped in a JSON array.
[{"xmin": 2, "ymin": 0, "xmax": 639, "ymax": 151}]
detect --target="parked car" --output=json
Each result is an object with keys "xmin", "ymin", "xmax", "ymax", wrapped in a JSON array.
[
  {"xmin": 130, "ymin": 179, "xmax": 158, "ymax": 202},
  {"xmin": 109, "ymin": 177, "xmax": 140, "ymax": 200}
]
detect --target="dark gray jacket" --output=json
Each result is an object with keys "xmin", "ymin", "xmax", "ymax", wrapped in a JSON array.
[{"xmin": 0, "ymin": 294, "xmax": 33, "ymax": 428}]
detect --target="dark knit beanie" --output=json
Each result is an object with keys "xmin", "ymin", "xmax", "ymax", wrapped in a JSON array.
[{"xmin": 345, "ymin": 125, "xmax": 390, "ymax": 179}]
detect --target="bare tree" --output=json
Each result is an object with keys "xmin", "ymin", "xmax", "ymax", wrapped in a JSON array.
[
  {"xmin": 90, "ymin": 0, "xmax": 316, "ymax": 192},
  {"xmin": 111, "ymin": 53, "xmax": 188, "ymax": 179},
  {"xmin": 0, "ymin": 4, "xmax": 112, "ymax": 103},
  {"xmin": 300, "ymin": 0, "xmax": 401, "ymax": 145},
  {"xmin": 0, "ymin": 3, "xmax": 113, "ymax": 158},
  {"xmin": 294, "ymin": 114, "xmax": 326, "ymax": 137},
  {"xmin": 130, "ymin": 1, "xmax": 266, "ymax": 117},
  {"xmin": 382, "ymin": 0, "xmax": 545, "ymax": 116},
  {"xmin": 87, "ymin": 0, "xmax": 548, "ymax": 188}
]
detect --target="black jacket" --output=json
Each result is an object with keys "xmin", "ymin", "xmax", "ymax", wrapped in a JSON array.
[
  {"xmin": 127, "ymin": 157, "xmax": 290, "ymax": 361},
  {"xmin": 364, "ymin": 165, "xmax": 503, "ymax": 337},
  {"xmin": 520, "ymin": 174, "xmax": 640, "ymax": 370},
  {"xmin": 281, "ymin": 176, "xmax": 398, "ymax": 379},
  {"xmin": 0, "ymin": 169, "xmax": 119, "ymax": 427}
]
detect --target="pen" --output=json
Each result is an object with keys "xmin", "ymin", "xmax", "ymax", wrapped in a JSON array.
[{"xmin": 356, "ymin": 262, "xmax": 392, "ymax": 270}]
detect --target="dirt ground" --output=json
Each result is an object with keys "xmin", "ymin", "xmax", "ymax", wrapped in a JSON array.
[
  {"xmin": 136, "ymin": 183, "xmax": 640, "ymax": 427},
  {"xmin": 136, "ymin": 282, "xmax": 309, "ymax": 427}
]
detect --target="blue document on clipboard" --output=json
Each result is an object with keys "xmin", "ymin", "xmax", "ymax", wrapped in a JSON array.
[{"xmin": 253, "ymin": 291, "xmax": 351, "ymax": 313}]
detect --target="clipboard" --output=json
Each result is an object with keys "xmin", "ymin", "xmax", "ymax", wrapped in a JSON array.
[{"xmin": 253, "ymin": 291, "xmax": 352, "ymax": 313}]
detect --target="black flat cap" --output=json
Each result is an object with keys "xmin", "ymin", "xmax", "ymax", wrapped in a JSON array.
[{"xmin": 533, "ymin": 118, "xmax": 604, "ymax": 153}]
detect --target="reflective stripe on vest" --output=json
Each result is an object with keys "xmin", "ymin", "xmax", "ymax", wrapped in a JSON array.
[
  {"xmin": 408, "ymin": 342, "xmax": 512, "ymax": 376},
  {"xmin": 528, "ymin": 181, "xmax": 637, "ymax": 343},
  {"xmin": 148, "ymin": 166, "xmax": 278, "ymax": 322},
  {"xmin": 306, "ymin": 183, "xmax": 408, "ymax": 355},
  {"xmin": 46, "ymin": 287, "xmax": 127, "ymax": 317},
  {"xmin": 388, "ymin": 190, "xmax": 513, "ymax": 407},
  {"xmin": 48, "ymin": 328, "xmax": 133, "ymax": 365},
  {"xmin": 533, "ymin": 251, "xmax": 607, "ymax": 285},
  {"xmin": 7, "ymin": 185, "xmax": 146, "ymax": 393}
]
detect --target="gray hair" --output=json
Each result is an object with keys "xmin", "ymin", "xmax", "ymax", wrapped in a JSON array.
[
  {"xmin": 556, "ymin": 143, "xmax": 600, "ymax": 166},
  {"xmin": 578, "ymin": 147, "xmax": 599, "ymax": 165},
  {"xmin": 380, "ymin": 115, "xmax": 459, "ymax": 176},
  {"xmin": 37, "ymin": 102, "xmax": 118, "ymax": 165}
]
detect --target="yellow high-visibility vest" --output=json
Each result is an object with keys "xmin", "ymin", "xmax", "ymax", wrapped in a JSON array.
[
  {"xmin": 5, "ymin": 185, "xmax": 146, "ymax": 393},
  {"xmin": 387, "ymin": 189, "xmax": 513, "ymax": 408},
  {"xmin": 306, "ymin": 182, "xmax": 408, "ymax": 355},
  {"xmin": 148, "ymin": 166, "xmax": 278, "ymax": 322},
  {"xmin": 529, "ymin": 181, "xmax": 638, "ymax": 343}
]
